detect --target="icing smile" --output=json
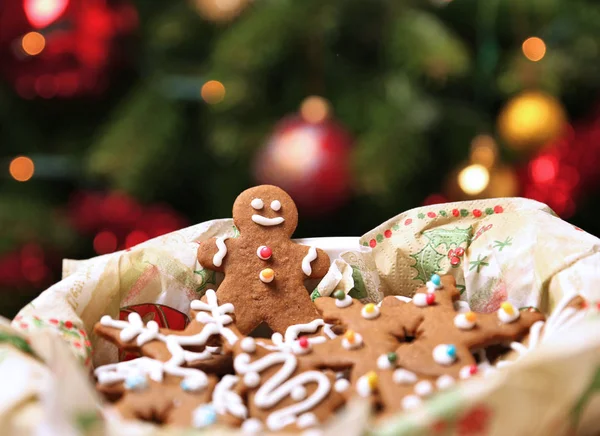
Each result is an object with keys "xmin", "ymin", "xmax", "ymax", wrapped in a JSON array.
[{"xmin": 252, "ymin": 215, "xmax": 285, "ymax": 226}]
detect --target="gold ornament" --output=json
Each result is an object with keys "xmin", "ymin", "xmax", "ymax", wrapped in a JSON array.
[
  {"xmin": 497, "ymin": 91, "xmax": 566, "ymax": 153},
  {"xmin": 193, "ymin": 0, "xmax": 249, "ymax": 22}
]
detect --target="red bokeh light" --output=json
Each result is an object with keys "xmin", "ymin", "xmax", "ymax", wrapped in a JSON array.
[
  {"xmin": 125, "ymin": 230, "xmax": 149, "ymax": 249},
  {"xmin": 530, "ymin": 156, "xmax": 557, "ymax": 184},
  {"xmin": 94, "ymin": 230, "xmax": 118, "ymax": 254}
]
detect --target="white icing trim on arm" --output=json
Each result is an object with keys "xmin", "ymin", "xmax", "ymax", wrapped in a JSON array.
[
  {"xmin": 213, "ymin": 236, "xmax": 228, "ymax": 267},
  {"xmin": 302, "ymin": 246, "xmax": 318, "ymax": 276}
]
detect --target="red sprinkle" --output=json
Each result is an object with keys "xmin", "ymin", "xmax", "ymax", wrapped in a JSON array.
[
  {"xmin": 298, "ymin": 337, "xmax": 309, "ymax": 349},
  {"xmin": 452, "ymin": 209, "xmax": 460, "ymax": 217},
  {"xmin": 384, "ymin": 230, "xmax": 392, "ymax": 238},
  {"xmin": 426, "ymin": 294, "xmax": 435, "ymax": 305},
  {"xmin": 64, "ymin": 321, "xmax": 73, "ymax": 329},
  {"xmin": 469, "ymin": 364, "xmax": 478, "ymax": 375},
  {"xmin": 427, "ymin": 212, "xmax": 436, "ymax": 218},
  {"xmin": 473, "ymin": 209, "xmax": 482, "ymax": 217},
  {"xmin": 259, "ymin": 246, "xmax": 272, "ymax": 259},
  {"xmin": 494, "ymin": 205, "xmax": 503, "ymax": 214},
  {"xmin": 369, "ymin": 239, "xmax": 377, "ymax": 248}
]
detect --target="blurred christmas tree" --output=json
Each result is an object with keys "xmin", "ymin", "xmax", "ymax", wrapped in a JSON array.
[{"xmin": 1, "ymin": 0, "xmax": 600, "ymax": 316}]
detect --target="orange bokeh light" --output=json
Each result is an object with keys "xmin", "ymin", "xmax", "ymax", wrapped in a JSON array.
[
  {"xmin": 522, "ymin": 37, "xmax": 546, "ymax": 62},
  {"xmin": 300, "ymin": 96, "xmax": 330, "ymax": 124},
  {"xmin": 201, "ymin": 80, "xmax": 226, "ymax": 104},
  {"xmin": 9, "ymin": 156, "xmax": 35, "ymax": 182},
  {"xmin": 22, "ymin": 31, "xmax": 46, "ymax": 56}
]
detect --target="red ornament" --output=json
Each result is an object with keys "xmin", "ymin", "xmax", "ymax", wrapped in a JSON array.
[
  {"xmin": 426, "ymin": 293, "xmax": 435, "ymax": 305},
  {"xmin": 298, "ymin": 336, "xmax": 309, "ymax": 349},
  {"xmin": 254, "ymin": 116, "xmax": 353, "ymax": 215}
]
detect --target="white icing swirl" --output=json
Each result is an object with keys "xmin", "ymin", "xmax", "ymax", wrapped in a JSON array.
[
  {"xmin": 432, "ymin": 344, "xmax": 456, "ymax": 366},
  {"xmin": 414, "ymin": 380, "xmax": 433, "ymax": 397},
  {"xmin": 436, "ymin": 375, "xmax": 455, "ymax": 390},
  {"xmin": 241, "ymin": 418, "xmax": 263, "ymax": 434},
  {"xmin": 213, "ymin": 375, "xmax": 247, "ymax": 419},
  {"xmin": 241, "ymin": 337, "xmax": 256, "ymax": 353},
  {"xmin": 252, "ymin": 215, "xmax": 285, "ymax": 226},
  {"xmin": 234, "ymin": 352, "xmax": 331, "ymax": 431},
  {"xmin": 244, "ymin": 372, "xmax": 261, "ymax": 387},
  {"xmin": 393, "ymin": 369, "xmax": 417, "ymax": 385},
  {"xmin": 297, "ymin": 412, "xmax": 318, "ymax": 429},
  {"xmin": 335, "ymin": 294, "xmax": 353, "ymax": 308},
  {"xmin": 212, "ymin": 236, "xmax": 228, "ymax": 267},
  {"xmin": 258, "ymin": 319, "xmax": 326, "ymax": 354},
  {"xmin": 454, "ymin": 313, "xmax": 476, "ymax": 330},
  {"xmin": 302, "ymin": 246, "xmax": 318, "ymax": 276}
]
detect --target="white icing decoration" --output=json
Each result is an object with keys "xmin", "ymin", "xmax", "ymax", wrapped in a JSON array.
[
  {"xmin": 297, "ymin": 412, "xmax": 318, "ymax": 429},
  {"xmin": 432, "ymin": 344, "xmax": 456, "ymax": 366},
  {"xmin": 241, "ymin": 337, "xmax": 256, "ymax": 353},
  {"xmin": 212, "ymin": 236, "xmax": 228, "ymax": 267},
  {"xmin": 377, "ymin": 354, "xmax": 394, "ymax": 370},
  {"xmin": 454, "ymin": 300, "xmax": 471, "ymax": 313},
  {"xmin": 256, "ymin": 245, "xmax": 271, "ymax": 260},
  {"xmin": 241, "ymin": 418, "xmax": 263, "ymax": 434},
  {"xmin": 436, "ymin": 375, "xmax": 455, "ymax": 390},
  {"xmin": 412, "ymin": 293, "xmax": 429, "ymax": 307},
  {"xmin": 426, "ymin": 280, "xmax": 443, "ymax": 293},
  {"xmin": 393, "ymin": 369, "xmax": 417, "ymax": 385},
  {"xmin": 251, "ymin": 198, "xmax": 264, "ymax": 210},
  {"xmin": 258, "ymin": 319, "xmax": 326, "ymax": 354},
  {"xmin": 355, "ymin": 375, "xmax": 374, "ymax": 397},
  {"xmin": 259, "ymin": 269, "xmax": 274, "ymax": 283},
  {"xmin": 474, "ymin": 349, "xmax": 496, "ymax": 376},
  {"xmin": 234, "ymin": 352, "xmax": 331, "ymax": 431},
  {"xmin": 361, "ymin": 305, "xmax": 380, "ymax": 320},
  {"xmin": 334, "ymin": 378, "xmax": 350, "ymax": 392},
  {"xmin": 291, "ymin": 385, "xmax": 307, "ymax": 401},
  {"xmin": 213, "ymin": 375, "xmax": 247, "ymax": 419},
  {"xmin": 95, "ymin": 289, "xmax": 239, "ymax": 392},
  {"xmin": 393, "ymin": 295, "xmax": 413, "ymax": 303},
  {"xmin": 335, "ymin": 294, "xmax": 353, "ymax": 308},
  {"xmin": 181, "ymin": 376, "xmax": 205, "ymax": 392},
  {"xmin": 402, "ymin": 395, "xmax": 422, "ymax": 410},
  {"xmin": 270, "ymin": 200, "xmax": 281, "ymax": 211},
  {"xmin": 302, "ymin": 430, "xmax": 323, "ymax": 436},
  {"xmin": 322, "ymin": 323, "xmax": 338, "ymax": 339},
  {"xmin": 244, "ymin": 372, "xmax": 261, "ymax": 387},
  {"xmin": 459, "ymin": 365, "xmax": 476, "ymax": 380},
  {"xmin": 302, "ymin": 246, "xmax": 318, "ymax": 276},
  {"xmin": 497, "ymin": 304, "xmax": 520, "ymax": 323},
  {"xmin": 454, "ymin": 313, "xmax": 476, "ymax": 330},
  {"xmin": 192, "ymin": 404, "xmax": 217, "ymax": 428},
  {"xmin": 414, "ymin": 380, "xmax": 433, "ymax": 397},
  {"xmin": 124, "ymin": 373, "xmax": 148, "ymax": 390},
  {"xmin": 252, "ymin": 215, "xmax": 285, "ymax": 226},
  {"xmin": 341, "ymin": 332, "xmax": 363, "ymax": 350}
]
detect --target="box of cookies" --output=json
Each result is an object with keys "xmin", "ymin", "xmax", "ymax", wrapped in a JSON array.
[{"xmin": 2, "ymin": 185, "xmax": 600, "ymax": 436}]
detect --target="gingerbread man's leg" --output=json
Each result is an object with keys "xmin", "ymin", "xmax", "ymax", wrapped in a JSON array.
[{"xmin": 263, "ymin": 284, "xmax": 320, "ymax": 334}]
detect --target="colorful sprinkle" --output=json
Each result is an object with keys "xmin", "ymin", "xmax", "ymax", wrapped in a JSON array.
[
  {"xmin": 430, "ymin": 274, "xmax": 441, "ymax": 287},
  {"xmin": 298, "ymin": 336, "xmax": 309, "ymax": 349},
  {"xmin": 387, "ymin": 352, "xmax": 397, "ymax": 363},
  {"xmin": 465, "ymin": 312, "xmax": 477, "ymax": 322},
  {"xmin": 446, "ymin": 345, "xmax": 456, "ymax": 358},
  {"xmin": 364, "ymin": 303, "xmax": 376, "ymax": 314},
  {"xmin": 257, "ymin": 245, "xmax": 272, "ymax": 260},
  {"xmin": 259, "ymin": 268, "xmax": 275, "ymax": 283},
  {"xmin": 501, "ymin": 302, "xmax": 514, "ymax": 316},
  {"xmin": 344, "ymin": 330, "xmax": 355, "ymax": 343},
  {"xmin": 426, "ymin": 293, "xmax": 436, "ymax": 305},
  {"xmin": 366, "ymin": 371, "xmax": 378, "ymax": 390}
]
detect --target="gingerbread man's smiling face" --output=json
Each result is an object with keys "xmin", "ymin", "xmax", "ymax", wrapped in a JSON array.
[{"xmin": 232, "ymin": 185, "xmax": 298, "ymax": 237}]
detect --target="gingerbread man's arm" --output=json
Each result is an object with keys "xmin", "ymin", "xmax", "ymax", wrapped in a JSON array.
[
  {"xmin": 197, "ymin": 237, "xmax": 233, "ymax": 272},
  {"xmin": 298, "ymin": 245, "xmax": 330, "ymax": 279}
]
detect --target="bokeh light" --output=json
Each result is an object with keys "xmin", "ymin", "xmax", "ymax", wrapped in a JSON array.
[
  {"xmin": 522, "ymin": 37, "xmax": 546, "ymax": 62},
  {"xmin": 201, "ymin": 80, "xmax": 226, "ymax": 104},
  {"xmin": 530, "ymin": 155, "xmax": 558, "ymax": 183},
  {"xmin": 300, "ymin": 96, "xmax": 330, "ymax": 124},
  {"xmin": 21, "ymin": 31, "xmax": 46, "ymax": 56},
  {"xmin": 9, "ymin": 156, "xmax": 35, "ymax": 182},
  {"xmin": 470, "ymin": 135, "xmax": 497, "ymax": 168},
  {"xmin": 93, "ymin": 231, "xmax": 118, "ymax": 254},
  {"xmin": 458, "ymin": 164, "xmax": 489, "ymax": 195},
  {"xmin": 125, "ymin": 230, "xmax": 149, "ymax": 249}
]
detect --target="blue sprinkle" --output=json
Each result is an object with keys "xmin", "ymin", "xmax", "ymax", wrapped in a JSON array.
[
  {"xmin": 446, "ymin": 344, "xmax": 456, "ymax": 358},
  {"xmin": 124, "ymin": 374, "xmax": 148, "ymax": 391},
  {"xmin": 431, "ymin": 274, "xmax": 441, "ymax": 286},
  {"xmin": 193, "ymin": 404, "xmax": 217, "ymax": 427}
]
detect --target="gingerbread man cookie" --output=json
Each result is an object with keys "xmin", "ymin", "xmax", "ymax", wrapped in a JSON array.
[{"xmin": 197, "ymin": 185, "xmax": 330, "ymax": 334}]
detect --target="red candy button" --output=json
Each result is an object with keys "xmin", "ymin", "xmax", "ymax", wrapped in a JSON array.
[{"xmin": 257, "ymin": 245, "xmax": 272, "ymax": 260}]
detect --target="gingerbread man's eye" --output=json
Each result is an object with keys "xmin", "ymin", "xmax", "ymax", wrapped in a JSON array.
[
  {"xmin": 251, "ymin": 198, "xmax": 264, "ymax": 210},
  {"xmin": 270, "ymin": 200, "xmax": 281, "ymax": 211}
]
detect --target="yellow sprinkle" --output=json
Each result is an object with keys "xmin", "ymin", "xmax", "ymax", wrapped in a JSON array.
[
  {"xmin": 501, "ymin": 302, "xmax": 514, "ymax": 315},
  {"xmin": 365, "ymin": 303, "xmax": 376, "ymax": 314},
  {"xmin": 344, "ymin": 330, "xmax": 355, "ymax": 343},
  {"xmin": 261, "ymin": 268, "xmax": 274, "ymax": 279},
  {"xmin": 366, "ymin": 371, "xmax": 378, "ymax": 390},
  {"xmin": 465, "ymin": 311, "xmax": 477, "ymax": 322}
]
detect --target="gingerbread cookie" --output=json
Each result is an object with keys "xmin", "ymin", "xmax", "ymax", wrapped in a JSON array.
[
  {"xmin": 197, "ymin": 185, "xmax": 330, "ymax": 334},
  {"xmin": 307, "ymin": 274, "xmax": 545, "ymax": 413}
]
